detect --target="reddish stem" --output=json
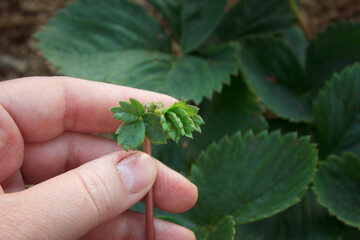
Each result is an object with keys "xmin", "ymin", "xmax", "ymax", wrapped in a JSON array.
[{"xmin": 143, "ymin": 138, "xmax": 154, "ymax": 240}]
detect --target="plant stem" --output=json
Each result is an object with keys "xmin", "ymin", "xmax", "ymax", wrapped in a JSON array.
[
  {"xmin": 143, "ymin": 138, "xmax": 154, "ymax": 240},
  {"xmin": 288, "ymin": 0, "xmax": 312, "ymax": 40}
]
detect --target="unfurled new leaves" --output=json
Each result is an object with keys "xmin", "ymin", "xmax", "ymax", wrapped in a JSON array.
[{"xmin": 112, "ymin": 99, "xmax": 204, "ymax": 151}]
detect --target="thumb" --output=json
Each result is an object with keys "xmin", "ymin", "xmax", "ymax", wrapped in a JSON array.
[{"xmin": 0, "ymin": 151, "xmax": 156, "ymax": 240}]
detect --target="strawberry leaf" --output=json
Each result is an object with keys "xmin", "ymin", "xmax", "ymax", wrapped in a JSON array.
[
  {"xmin": 210, "ymin": 0, "xmax": 296, "ymax": 43},
  {"xmin": 312, "ymin": 63, "xmax": 360, "ymax": 159},
  {"xmin": 189, "ymin": 131, "xmax": 317, "ymax": 225},
  {"xmin": 313, "ymin": 153, "xmax": 360, "ymax": 229},
  {"xmin": 181, "ymin": 0, "xmax": 227, "ymax": 53},
  {"xmin": 241, "ymin": 36, "xmax": 308, "ymax": 94},
  {"xmin": 130, "ymin": 98, "xmax": 145, "ymax": 116},
  {"xmin": 116, "ymin": 121, "xmax": 145, "ymax": 151},
  {"xmin": 306, "ymin": 22, "xmax": 360, "ymax": 90},
  {"xmin": 35, "ymin": 0, "xmax": 238, "ymax": 104},
  {"xmin": 194, "ymin": 216, "xmax": 235, "ymax": 240},
  {"xmin": 143, "ymin": 112, "xmax": 167, "ymax": 145},
  {"xmin": 239, "ymin": 43, "xmax": 312, "ymax": 122},
  {"xmin": 236, "ymin": 191, "xmax": 342, "ymax": 239}
]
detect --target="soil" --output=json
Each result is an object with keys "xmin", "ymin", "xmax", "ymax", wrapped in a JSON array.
[{"xmin": 1, "ymin": 0, "xmax": 360, "ymax": 81}]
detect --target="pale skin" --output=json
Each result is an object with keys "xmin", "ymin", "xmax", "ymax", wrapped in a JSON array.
[{"xmin": 0, "ymin": 76, "xmax": 198, "ymax": 240}]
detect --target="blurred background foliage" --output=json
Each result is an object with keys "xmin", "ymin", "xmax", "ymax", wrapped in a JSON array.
[{"xmin": 0, "ymin": 0, "xmax": 359, "ymax": 81}]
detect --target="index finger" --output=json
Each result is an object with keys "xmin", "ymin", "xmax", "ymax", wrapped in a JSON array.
[{"xmin": 0, "ymin": 76, "xmax": 177, "ymax": 142}]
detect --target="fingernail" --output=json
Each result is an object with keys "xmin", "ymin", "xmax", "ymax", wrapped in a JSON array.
[{"xmin": 116, "ymin": 153, "xmax": 156, "ymax": 194}]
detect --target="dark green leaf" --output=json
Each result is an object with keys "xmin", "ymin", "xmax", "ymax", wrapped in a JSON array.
[
  {"xmin": 312, "ymin": 63, "xmax": 360, "ymax": 158},
  {"xmin": 211, "ymin": 0, "xmax": 295, "ymax": 42},
  {"xmin": 148, "ymin": 0, "xmax": 227, "ymax": 53},
  {"xmin": 281, "ymin": 26, "xmax": 308, "ymax": 66},
  {"xmin": 306, "ymin": 22, "xmax": 360, "ymax": 90},
  {"xmin": 152, "ymin": 140, "xmax": 190, "ymax": 175},
  {"xmin": 239, "ymin": 44, "xmax": 312, "ymax": 122},
  {"xmin": 241, "ymin": 36, "xmax": 308, "ymax": 93},
  {"xmin": 313, "ymin": 153, "xmax": 360, "ymax": 228},
  {"xmin": 131, "ymin": 202, "xmax": 235, "ymax": 240},
  {"xmin": 36, "ymin": 0, "xmax": 170, "ymax": 53},
  {"xmin": 194, "ymin": 216, "xmax": 235, "ymax": 240},
  {"xmin": 236, "ymin": 190, "xmax": 342, "ymax": 240},
  {"xmin": 177, "ymin": 76, "xmax": 268, "ymax": 166},
  {"xmin": 181, "ymin": 0, "xmax": 227, "ymax": 53},
  {"xmin": 116, "ymin": 121, "xmax": 145, "ymax": 151},
  {"xmin": 143, "ymin": 112, "xmax": 167, "ymax": 144},
  {"xmin": 189, "ymin": 131, "xmax": 317, "ymax": 225},
  {"xmin": 148, "ymin": 0, "xmax": 182, "ymax": 42},
  {"xmin": 36, "ymin": 0, "xmax": 238, "ymax": 103}
]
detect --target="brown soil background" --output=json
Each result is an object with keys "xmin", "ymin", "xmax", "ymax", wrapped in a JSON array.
[{"xmin": 1, "ymin": 0, "xmax": 360, "ymax": 81}]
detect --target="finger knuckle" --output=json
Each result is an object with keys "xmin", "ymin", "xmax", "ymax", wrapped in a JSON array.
[{"xmin": 74, "ymin": 169, "xmax": 112, "ymax": 222}]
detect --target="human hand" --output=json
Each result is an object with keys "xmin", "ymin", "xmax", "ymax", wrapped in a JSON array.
[{"xmin": 0, "ymin": 77, "xmax": 197, "ymax": 240}]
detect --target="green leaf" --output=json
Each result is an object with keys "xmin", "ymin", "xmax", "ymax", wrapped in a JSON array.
[
  {"xmin": 189, "ymin": 131, "xmax": 317, "ymax": 225},
  {"xmin": 167, "ymin": 101, "xmax": 199, "ymax": 117},
  {"xmin": 111, "ymin": 102, "xmax": 140, "ymax": 123},
  {"xmin": 131, "ymin": 202, "xmax": 235, "ymax": 240},
  {"xmin": 236, "ymin": 190, "xmax": 342, "ymax": 240},
  {"xmin": 36, "ymin": 0, "xmax": 238, "ymax": 103},
  {"xmin": 191, "ymin": 115, "xmax": 204, "ymax": 127},
  {"xmin": 147, "ymin": 0, "xmax": 182, "ymax": 42},
  {"xmin": 143, "ymin": 112, "xmax": 167, "ymax": 144},
  {"xmin": 152, "ymin": 140, "xmax": 190, "ymax": 175},
  {"xmin": 312, "ymin": 63, "xmax": 360, "ymax": 159},
  {"xmin": 119, "ymin": 101, "xmax": 141, "ymax": 117},
  {"xmin": 183, "ymin": 76, "xmax": 268, "ymax": 163},
  {"xmin": 306, "ymin": 22, "xmax": 360, "ymax": 90},
  {"xmin": 167, "ymin": 112, "xmax": 185, "ymax": 135},
  {"xmin": 36, "ymin": 0, "xmax": 170, "ymax": 53},
  {"xmin": 153, "ymin": 76, "xmax": 267, "ymax": 174},
  {"xmin": 148, "ymin": 0, "xmax": 227, "ymax": 53},
  {"xmin": 130, "ymin": 98, "xmax": 145, "ymax": 116},
  {"xmin": 113, "ymin": 112, "xmax": 139, "ymax": 123},
  {"xmin": 194, "ymin": 216, "xmax": 235, "ymax": 240},
  {"xmin": 116, "ymin": 121, "xmax": 145, "ymax": 151},
  {"xmin": 239, "ymin": 44, "xmax": 312, "ymax": 122},
  {"xmin": 241, "ymin": 36, "xmax": 308, "ymax": 93},
  {"xmin": 181, "ymin": 0, "xmax": 227, "ymax": 53},
  {"xmin": 162, "ymin": 100, "xmax": 204, "ymax": 142},
  {"xmin": 281, "ymin": 26, "xmax": 308, "ymax": 67},
  {"xmin": 313, "ymin": 153, "xmax": 360, "ymax": 229},
  {"xmin": 211, "ymin": 0, "xmax": 296, "ymax": 42}
]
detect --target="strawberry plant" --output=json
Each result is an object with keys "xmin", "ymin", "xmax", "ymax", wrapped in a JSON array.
[{"xmin": 36, "ymin": 0, "xmax": 360, "ymax": 239}]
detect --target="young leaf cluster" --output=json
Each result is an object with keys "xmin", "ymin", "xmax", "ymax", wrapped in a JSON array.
[{"xmin": 111, "ymin": 99, "xmax": 204, "ymax": 151}]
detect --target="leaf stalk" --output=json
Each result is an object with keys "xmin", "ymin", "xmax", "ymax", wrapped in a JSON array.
[
  {"xmin": 143, "ymin": 138, "xmax": 154, "ymax": 240},
  {"xmin": 288, "ymin": 0, "xmax": 312, "ymax": 40}
]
